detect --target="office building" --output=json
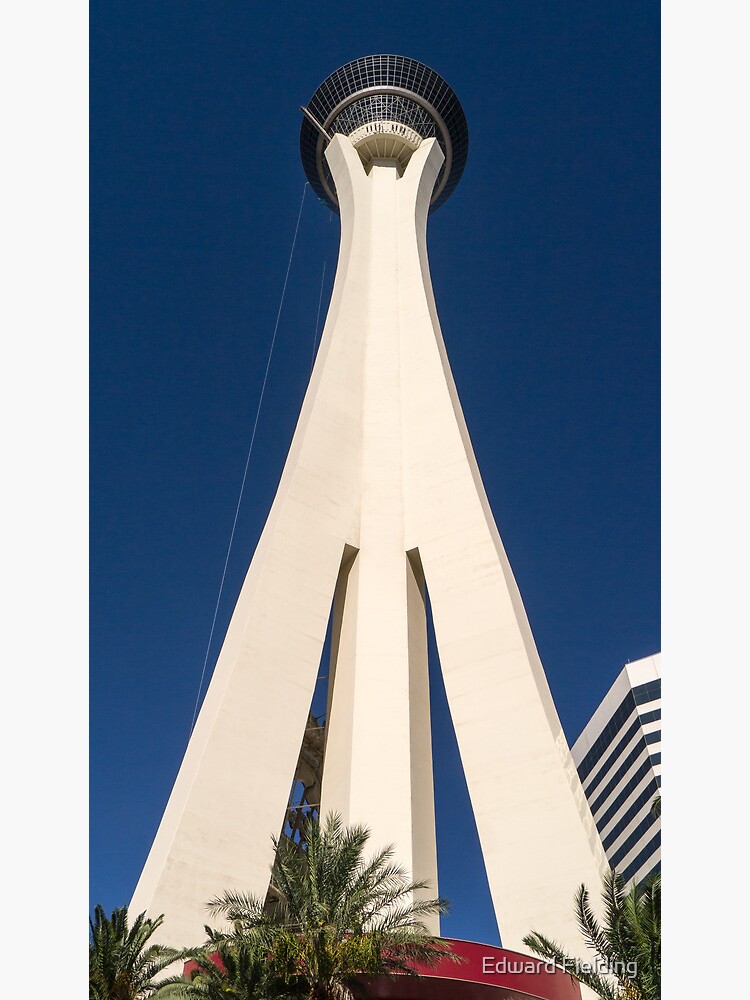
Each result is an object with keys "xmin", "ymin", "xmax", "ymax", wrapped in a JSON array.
[{"xmin": 571, "ymin": 653, "xmax": 661, "ymax": 885}]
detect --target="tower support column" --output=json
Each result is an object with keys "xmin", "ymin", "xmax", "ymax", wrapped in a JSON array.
[{"xmin": 320, "ymin": 152, "xmax": 438, "ymax": 931}]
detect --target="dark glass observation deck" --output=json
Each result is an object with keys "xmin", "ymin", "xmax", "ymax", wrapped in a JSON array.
[{"xmin": 300, "ymin": 54, "xmax": 469, "ymax": 213}]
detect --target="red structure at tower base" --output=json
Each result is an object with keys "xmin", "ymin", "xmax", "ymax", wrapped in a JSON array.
[{"xmin": 185, "ymin": 939, "xmax": 581, "ymax": 1000}]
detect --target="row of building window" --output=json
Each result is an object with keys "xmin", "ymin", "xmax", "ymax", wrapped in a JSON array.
[
  {"xmin": 582, "ymin": 713, "xmax": 660, "ymax": 808},
  {"xmin": 635, "ymin": 858, "xmax": 661, "ymax": 885},
  {"xmin": 621, "ymin": 831, "xmax": 661, "ymax": 883},
  {"xmin": 610, "ymin": 810, "xmax": 658, "ymax": 869},
  {"xmin": 577, "ymin": 677, "xmax": 661, "ymax": 787},
  {"xmin": 582, "ymin": 714, "xmax": 643, "ymax": 797},
  {"xmin": 577, "ymin": 690, "xmax": 637, "ymax": 782},
  {"xmin": 598, "ymin": 761, "xmax": 657, "ymax": 834},
  {"xmin": 602, "ymin": 777, "xmax": 661, "ymax": 851},
  {"xmin": 591, "ymin": 737, "xmax": 650, "ymax": 816},
  {"xmin": 633, "ymin": 679, "xmax": 661, "ymax": 706},
  {"xmin": 311, "ymin": 56, "xmax": 456, "ymax": 127},
  {"xmin": 639, "ymin": 706, "xmax": 661, "ymax": 725}
]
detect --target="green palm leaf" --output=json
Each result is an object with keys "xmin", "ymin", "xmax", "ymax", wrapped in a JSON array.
[
  {"xmin": 89, "ymin": 905, "xmax": 193, "ymax": 1000},
  {"xmin": 523, "ymin": 867, "xmax": 661, "ymax": 1000},
  {"xmin": 203, "ymin": 812, "xmax": 458, "ymax": 999}
]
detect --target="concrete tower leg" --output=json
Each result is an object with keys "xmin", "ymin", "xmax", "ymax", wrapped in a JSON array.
[
  {"xmin": 392, "ymin": 138, "xmax": 609, "ymax": 953},
  {"xmin": 129, "ymin": 136, "xmax": 374, "ymax": 947},
  {"xmin": 318, "ymin": 138, "xmax": 439, "ymax": 932},
  {"xmin": 318, "ymin": 134, "xmax": 605, "ymax": 951}
]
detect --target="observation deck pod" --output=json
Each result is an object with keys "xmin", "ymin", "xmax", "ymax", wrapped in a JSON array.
[{"xmin": 300, "ymin": 54, "xmax": 469, "ymax": 212}]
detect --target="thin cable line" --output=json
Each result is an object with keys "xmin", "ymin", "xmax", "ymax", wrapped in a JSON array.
[
  {"xmin": 188, "ymin": 182, "xmax": 309, "ymax": 737},
  {"xmin": 310, "ymin": 209, "xmax": 337, "ymax": 370},
  {"xmin": 311, "ymin": 259, "xmax": 326, "ymax": 371}
]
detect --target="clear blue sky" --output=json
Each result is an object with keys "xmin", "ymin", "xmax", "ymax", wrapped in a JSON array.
[{"xmin": 90, "ymin": 0, "xmax": 659, "ymax": 946}]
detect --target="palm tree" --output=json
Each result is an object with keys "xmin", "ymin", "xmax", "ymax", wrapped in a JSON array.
[
  {"xmin": 170, "ymin": 938, "xmax": 295, "ymax": 999},
  {"xmin": 89, "ymin": 905, "xmax": 190, "ymax": 1000},
  {"xmin": 522, "ymin": 869, "xmax": 660, "ymax": 1000},
  {"xmin": 202, "ymin": 812, "xmax": 453, "ymax": 1000}
]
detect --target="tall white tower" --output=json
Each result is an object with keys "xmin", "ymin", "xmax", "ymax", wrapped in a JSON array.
[{"xmin": 131, "ymin": 55, "xmax": 606, "ymax": 955}]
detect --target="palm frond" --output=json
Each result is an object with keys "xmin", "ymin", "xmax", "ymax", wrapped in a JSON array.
[
  {"xmin": 198, "ymin": 812, "xmax": 454, "ymax": 1000},
  {"xmin": 523, "ymin": 930, "xmax": 620, "ymax": 1000},
  {"xmin": 524, "ymin": 865, "xmax": 660, "ymax": 1000},
  {"xmin": 89, "ymin": 904, "xmax": 194, "ymax": 1000}
]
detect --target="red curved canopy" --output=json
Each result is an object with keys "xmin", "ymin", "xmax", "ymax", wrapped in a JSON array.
[{"xmin": 185, "ymin": 938, "xmax": 582, "ymax": 1000}]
